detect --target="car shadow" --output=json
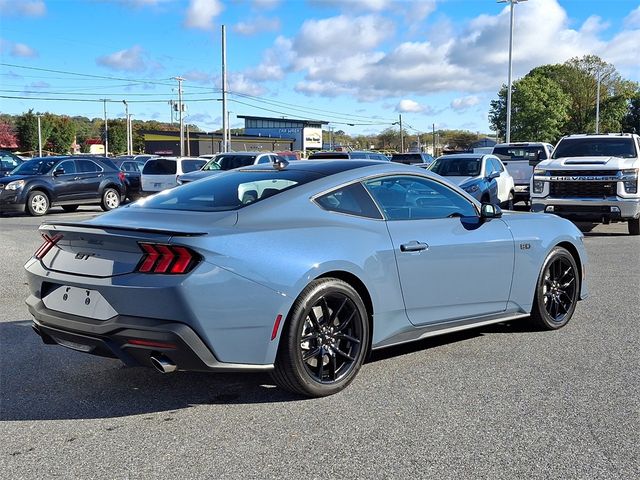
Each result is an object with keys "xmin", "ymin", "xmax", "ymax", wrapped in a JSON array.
[
  {"xmin": 583, "ymin": 231, "xmax": 631, "ymax": 238},
  {"xmin": 0, "ymin": 318, "xmax": 534, "ymax": 420}
]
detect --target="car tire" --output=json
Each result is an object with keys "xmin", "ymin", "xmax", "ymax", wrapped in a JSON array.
[
  {"xmin": 529, "ymin": 246, "xmax": 579, "ymax": 330},
  {"xmin": 100, "ymin": 187, "xmax": 121, "ymax": 211},
  {"xmin": 628, "ymin": 218, "xmax": 640, "ymax": 236},
  {"xmin": 61, "ymin": 205, "xmax": 79, "ymax": 213},
  {"xmin": 26, "ymin": 190, "xmax": 50, "ymax": 216},
  {"xmin": 502, "ymin": 191, "xmax": 514, "ymax": 210},
  {"xmin": 271, "ymin": 278, "xmax": 370, "ymax": 397}
]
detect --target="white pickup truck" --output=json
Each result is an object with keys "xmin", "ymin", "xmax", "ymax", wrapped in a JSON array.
[
  {"xmin": 492, "ymin": 142, "xmax": 554, "ymax": 205},
  {"xmin": 530, "ymin": 133, "xmax": 640, "ymax": 235}
]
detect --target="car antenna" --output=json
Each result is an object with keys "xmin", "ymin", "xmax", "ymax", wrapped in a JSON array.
[{"xmin": 273, "ymin": 158, "xmax": 289, "ymax": 171}]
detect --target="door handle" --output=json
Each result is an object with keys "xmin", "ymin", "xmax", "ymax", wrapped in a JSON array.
[
  {"xmin": 73, "ymin": 176, "xmax": 80, "ymax": 180},
  {"xmin": 400, "ymin": 241, "xmax": 428, "ymax": 252}
]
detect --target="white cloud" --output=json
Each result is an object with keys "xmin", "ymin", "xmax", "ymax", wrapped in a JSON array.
[
  {"xmin": 184, "ymin": 0, "xmax": 223, "ymax": 30},
  {"xmin": 233, "ymin": 16, "xmax": 281, "ymax": 35},
  {"xmin": 96, "ymin": 45, "xmax": 146, "ymax": 72},
  {"xmin": 311, "ymin": 0, "xmax": 391, "ymax": 12},
  {"xmin": 624, "ymin": 6, "xmax": 640, "ymax": 29},
  {"xmin": 11, "ymin": 43, "xmax": 38, "ymax": 58},
  {"xmin": 0, "ymin": 0, "xmax": 45, "ymax": 16},
  {"xmin": 396, "ymin": 99, "xmax": 425, "ymax": 113},
  {"xmin": 451, "ymin": 96, "xmax": 480, "ymax": 111},
  {"xmin": 252, "ymin": 0, "xmax": 280, "ymax": 9},
  {"xmin": 109, "ymin": 0, "xmax": 172, "ymax": 6}
]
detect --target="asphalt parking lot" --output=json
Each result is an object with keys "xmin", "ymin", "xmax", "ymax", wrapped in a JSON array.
[{"xmin": 1, "ymin": 206, "xmax": 638, "ymax": 479}]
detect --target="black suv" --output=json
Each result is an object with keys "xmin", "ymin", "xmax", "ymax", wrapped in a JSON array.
[{"xmin": 0, "ymin": 156, "xmax": 126, "ymax": 216}]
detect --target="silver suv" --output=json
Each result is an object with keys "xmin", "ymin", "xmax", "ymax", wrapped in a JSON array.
[
  {"xmin": 530, "ymin": 133, "xmax": 640, "ymax": 235},
  {"xmin": 177, "ymin": 152, "xmax": 281, "ymax": 185}
]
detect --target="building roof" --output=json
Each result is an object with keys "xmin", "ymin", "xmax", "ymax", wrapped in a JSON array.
[{"xmin": 238, "ymin": 115, "xmax": 328, "ymax": 126}]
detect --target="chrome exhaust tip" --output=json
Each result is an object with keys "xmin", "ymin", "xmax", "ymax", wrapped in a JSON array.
[{"xmin": 150, "ymin": 355, "xmax": 177, "ymax": 374}]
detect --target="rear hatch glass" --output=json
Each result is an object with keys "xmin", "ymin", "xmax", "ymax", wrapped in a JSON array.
[{"xmin": 143, "ymin": 159, "xmax": 177, "ymax": 175}]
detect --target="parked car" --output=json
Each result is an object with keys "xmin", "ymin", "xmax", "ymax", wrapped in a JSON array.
[
  {"xmin": 140, "ymin": 157, "xmax": 206, "ymax": 193},
  {"xmin": 26, "ymin": 160, "xmax": 587, "ymax": 397},
  {"xmin": 1, "ymin": 150, "xmax": 24, "ymax": 177},
  {"xmin": 308, "ymin": 151, "xmax": 390, "ymax": 161},
  {"xmin": 110, "ymin": 158, "xmax": 147, "ymax": 201},
  {"xmin": 277, "ymin": 151, "xmax": 301, "ymax": 161},
  {"xmin": 492, "ymin": 142, "xmax": 554, "ymax": 204},
  {"xmin": 426, "ymin": 154, "xmax": 514, "ymax": 207},
  {"xmin": 177, "ymin": 152, "xmax": 280, "ymax": 185},
  {"xmin": 0, "ymin": 156, "xmax": 126, "ymax": 216},
  {"xmin": 530, "ymin": 133, "xmax": 640, "ymax": 235},
  {"xmin": 390, "ymin": 152, "xmax": 434, "ymax": 165}
]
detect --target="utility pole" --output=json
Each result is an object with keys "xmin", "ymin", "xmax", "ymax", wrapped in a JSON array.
[
  {"xmin": 432, "ymin": 123, "xmax": 436, "ymax": 157},
  {"xmin": 227, "ymin": 110, "xmax": 232, "ymax": 151},
  {"xmin": 186, "ymin": 121, "xmax": 191, "ymax": 156},
  {"xmin": 36, "ymin": 114, "xmax": 43, "ymax": 157},
  {"xmin": 173, "ymin": 77, "xmax": 184, "ymax": 156},
  {"xmin": 128, "ymin": 114, "xmax": 133, "ymax": 154},
  {"xmin": 399, "ymin": 114, "xmax": 404, "ymax": 153},
  {"xmin": 596, "ymin": 69, "xmax": 603, "ymax": 134},
  {"xmin": 122, "ymin": 100, "xmax": 130, "ymax": 155},
  {"xmin": 101, "ymin": 99, "xmax": 109, "ymax": 156},
  {"xmin": 221, "ymin": 25, "xmax": 228, "ymax": 153},
  {"xmin": 498, "ymin": 0, "xmax": 527, "ymax": 143}
]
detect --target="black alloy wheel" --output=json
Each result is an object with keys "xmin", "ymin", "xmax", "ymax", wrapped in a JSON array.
[
  {"xmin": 272, "ymin": 278, "xmax": 369, "ymax": 397},
  {"xmin": 530, "ymin": 246, "xmax": 579, "ymax": 330}
]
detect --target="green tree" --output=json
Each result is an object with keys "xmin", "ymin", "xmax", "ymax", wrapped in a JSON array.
[
  {"xmin": 107, "ymin": 119, "xmax": 127, "ymax": 154},
  {"xmin": 15, "ymin": 110, "xmax": 53, "ymax": 152},
  {"xmin": 622, "ymin": 90, "xmax": 640, "ymax": 133},
  {"xmin": 48, "ymin": 116, "xmax": 76, "ymax": 154}
]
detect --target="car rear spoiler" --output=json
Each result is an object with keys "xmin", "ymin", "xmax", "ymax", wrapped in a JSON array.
[{"xmin": 40, "ymin": 222, "xmax": 208, "ymax": 237}]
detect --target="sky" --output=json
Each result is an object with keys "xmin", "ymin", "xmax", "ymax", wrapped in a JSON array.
[{"xmin": 1, "ymin": 0, "xmax": 639, "ymax": 137}]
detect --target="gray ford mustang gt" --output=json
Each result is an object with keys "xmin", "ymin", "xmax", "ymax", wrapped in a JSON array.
[{"xmin": 25, "ymin": 160, "xmax": 588, "ymax": 397}]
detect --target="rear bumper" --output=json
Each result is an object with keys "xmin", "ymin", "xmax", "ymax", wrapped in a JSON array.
[
  {"xmin": 28, "ymin": 297, "xmax": 273, "ymax": 372},
  {"xmin": 531, "ymin": 197, "xmax": 640, "ymax": 222}
]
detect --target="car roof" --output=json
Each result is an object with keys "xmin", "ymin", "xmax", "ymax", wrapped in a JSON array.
[
  {"xmin": 437, "ymin": 153, "xmax": 486, "ymax": 160},
  {"xmin": 217, "ymin": 151, "xmax": 266, "ymax": 156},
  {"xmin": 239, "ymin": 159, "xmax": 386, "ymax": 176}
]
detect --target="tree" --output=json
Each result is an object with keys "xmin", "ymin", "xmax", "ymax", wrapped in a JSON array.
[
  {"xmin": 622, "ymin": 90, "xmax": 640, "ymax": 133},
  {"xmin": 107, "ymin": 119, "xmax": 127, "ymax": 154},
  {"xmin": 0, "ymin": 121, "xmax": 17, "ymax": 148},
  {"xmin": 15, "ymin": 110, "xmax": 47, "ymax": 152},
  {"xmin": 48, "ymin": 116, "xmax": 76, "ymax": 154}
]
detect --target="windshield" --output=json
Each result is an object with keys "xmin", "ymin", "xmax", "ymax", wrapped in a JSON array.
[
  {"xmin": 182, "ymin": 159, "xmax": 206, "ymax": 173},
  {"xmin": 217, "ymin": 154, "xmax": 257, "ymax": 170},
  {"xmin": 134, "ymin": 170, "xmax": 321, "ymax": 212},
  {"xmin": 10, "ymin": 158, "xmax": 57, "ymax": 176},
  {"xmin": 552, "ymin": 138, "xmax": 637, "ymax": 159},
  {"xmin": 493, "ymin": 146, "xmax": 547, "ymax": 161},
  {"xmin": 202, "ymin": 159, "xmax": 221, "ymax": 171},
  {"xmin": 429, "ymin": 157, "xmax": 481, "ymax": 177}
]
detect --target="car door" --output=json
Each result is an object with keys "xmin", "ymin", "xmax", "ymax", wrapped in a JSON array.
[
  {"xmin": 363, "ymin": 175, "xmax": 515, "ymax": 326},
  {"xmin": 51, "ymin": 160, "xmax": 82, "ymax": 201},
  {"xmin": 76, "ymin": 159, "xmax": 103, "ymax": 199},
  {"xmin": 489, "ymin": 157, "xmax": 509, "ymax": 203}
]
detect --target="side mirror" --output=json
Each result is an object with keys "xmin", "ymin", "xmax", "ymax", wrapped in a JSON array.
[
  {"xmin": 480, "ymin": 203, "xmax": 502, "ymax": 219},
  {"xmin": 488, "ymin": 171, "xmax": 500, "ymax": 180},
  {"xmin": 528, "ymin": 152, "xmax": 541, "ymax": 167},
  {"xmin": 53, "ymin": 167, "xmax": 65, "ymax": 176}
]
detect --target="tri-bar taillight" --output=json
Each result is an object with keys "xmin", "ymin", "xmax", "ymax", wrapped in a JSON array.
[
  {"xmin": 136, "ymin": 243, "xmax": 200, "ymax": 274},
  {"xmin": 34, "ymin": 233, "xmax": 63, "ymax": 259}
]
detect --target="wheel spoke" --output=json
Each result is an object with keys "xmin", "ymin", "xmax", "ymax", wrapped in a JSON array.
[
  {"xmin": 329, "ymin": 296, "xmax": 348, "ymax": 324},
  {"xmin": 328, "ymin": 352, "xmax": 337, "ymax": 381},
  {"xmin": 335, "ymin": 333, "xmax": 360, "ymax": 344},
  {"xmin": 333, "ymin": 346, "xmax": 355, "ymax": 362},
  {"xmin": 319, "ymin": 297, "xmax": 331, "ymax": 324},
  {"xmin": 561, "ymin": 277, "xmax": 575, "ymax": 289},
  {"xmin": 316, "ymin": 348, "xmax": 325, "ymax": 379},
  {"xmin": 336, "ymin": 310, "xmax": 356, "ymax": 333},
  {"xmin": 301, "ymin": 333, "xmax": 319, "ymax": 343},
  {"xmin": 302, "ymin": 347, "xmax": 321, "ymax": 361},
  {"xmin": 307, "ymin": 308, "xmax": 321, "ymax": 330}
]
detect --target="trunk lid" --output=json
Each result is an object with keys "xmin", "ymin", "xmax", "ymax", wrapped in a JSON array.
[{"xmin": 37, "ymin": 208, "xmax": 236, "ymax": 278}]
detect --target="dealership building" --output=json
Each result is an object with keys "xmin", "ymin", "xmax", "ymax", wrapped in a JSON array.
[{"xmin": 238, "ymin": 115, "xmax": 328, "ymax": 153}]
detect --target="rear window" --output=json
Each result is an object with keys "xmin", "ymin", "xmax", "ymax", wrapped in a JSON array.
[
  {"xmin": 135, "ymin": 170, "xmax": 321, "ymax": 212},
  {"xmin": 309, "ymin": 152, "xmax": 350, "ymax": 160},
  {"xmin": 493, "ymin": 146, "xmax": 547, "ymax": 161},
  {"xmin": 217, "ymin": 155, "xmax": 257, "ymax": 170},
  {"xmin": 552, "ymin": 138, "xmax": 636, "ymax": 159},
  {"xmin": 430, "ymin": 157, "xmax": 482, "ymax": 176},
  {"xmin": 143, "ymin": 159, "xmax": 176, "ymax": 175},
  {"xmin": 391, "ymin": 153, "xmax": 422, "ymax": 164},
  {"xmin": 181, "ymin": 159, "xmax": 206, "ymax": 173}
]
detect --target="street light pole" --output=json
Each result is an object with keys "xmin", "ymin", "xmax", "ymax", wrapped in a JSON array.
[
  {"xmin": 221, "ymin": 25, "xmax": 228, "ymax": 153},
  {"xmin": 123, "ymin": 100, "xmax": 130, "ymax": 155},
  {"xmin": 498, "ymin": 0, "xmax": 527, "ymax": 144},
  {"xmin": 399, "ymin": 114, "xmax": 404, "ymax": 153},
  {"xmin": 36, "ymin": 114, "xmax": 43, "ymax": 157}
]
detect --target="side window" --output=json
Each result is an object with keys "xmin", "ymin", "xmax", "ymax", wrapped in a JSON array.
[
  {"xmin": 122, "ymin": 162, "xmax": 135, "ymax": 172},
  {"xmin": 78, "ymin": 160, "xmax": 100, "ymax": 173},
  {"xmin": 257, "ymin": 155, "xmax": 271, "ymax": 164},
  {"xmin": 315, "ymin": 182, "xmax": 382, "ymax": 219},
  {"xmin": 57, "ymin": 160, "xmax": 76, "ymax": 174},
  {"xmin": 364, "ymin": 175, "xmax": 476, "ymax": 220},
  {"xmin": 491, "ymin": 158, "xmax": 504, "ymax": 173}
]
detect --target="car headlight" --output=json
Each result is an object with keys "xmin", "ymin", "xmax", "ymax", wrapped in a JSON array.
[
  {"xmin": 533, "ymin": 169, "xmax": 548, "ymax": 176},
  {"xmin": 6, "ymin": 180, "xmax": 25, "ymax": 191},
  {"xmin": 463, "ymin": 184, "xmax": 479, "ymax": 193},
  {"xmin": 621, "ymin": 168, "xmax": 638, "ymax": 194}
]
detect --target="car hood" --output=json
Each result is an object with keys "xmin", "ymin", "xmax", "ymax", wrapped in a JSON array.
[
  {"xmin": 445, "ymin": 176, "xmax": 477, "ymax": 186},
  {"xmin": 179, "ymin": 170, "xmax": 223, "ymax": 182},
  {"xmin": 537, "ymin": 156, "xmax": 638, "ymax": 170},
  {"xmin": 0, "ymin": 174, "xmax": 34, "ymax": 184}
]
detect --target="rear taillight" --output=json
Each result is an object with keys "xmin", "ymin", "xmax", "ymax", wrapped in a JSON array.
[
  {"xmin": 118, "ymin": 171, "xmax": 126, "ymax": 182},
  {"xmin": 34, "ymin": 233, "xmax": 63, "ymax": 259},
  {"xmin": 136, "ymin": 243, "xmax": 200, "ymax": 274}
]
